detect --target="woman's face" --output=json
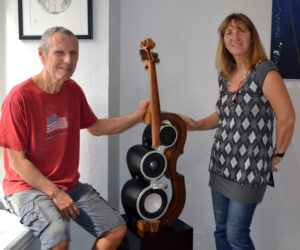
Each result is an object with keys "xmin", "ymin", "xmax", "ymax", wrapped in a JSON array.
[{"xmin": 223, "ymin": 19, "xmax": 252, "ymax": 59}]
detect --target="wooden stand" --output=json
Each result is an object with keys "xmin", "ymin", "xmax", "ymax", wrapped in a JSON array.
[
  {"xmin": 136, "ymin": 219, "xmax": 160, "ymax": 233},
  {"xmin": 118, "ymin": 215, "xmax": 193, "ymax": 250}
]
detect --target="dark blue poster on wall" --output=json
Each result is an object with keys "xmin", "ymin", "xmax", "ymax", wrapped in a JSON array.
[{"xmin": 271, "ymin": 0, "xmax": 300, "ymax": 79}]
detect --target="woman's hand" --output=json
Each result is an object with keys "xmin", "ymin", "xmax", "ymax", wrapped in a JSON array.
[
  {"xmin": 177, "ymin": 112, "xmax": 219, "ymax": 131},
  {"xmin": 177, "ymin": 114, "xmax": 198, "ymax": 131},
  {"xmin": 271, "ymin": 157, "xmax": 281, "ymax": 172}
]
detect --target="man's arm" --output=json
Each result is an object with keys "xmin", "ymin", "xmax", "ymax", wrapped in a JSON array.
[
  {"xmin": 87, "ymin": 99, "xmax": 149, "ymax": 136},
  {"xmin": 7, "ymin": 149, "xmax": 80, "ymax": 220}
]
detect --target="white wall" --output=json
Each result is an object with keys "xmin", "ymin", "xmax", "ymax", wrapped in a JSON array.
[
  {"xmin": 0, "ymin": 0, "xmax": 5, "ymax": 182},
  {"xmin": 1, "ymin": 1, "xmax": 300, "ymax": 250},
  {"xmin": 108, "ymin": 0, "xmax": 121, "ymax": 210},
  {"xmin": 119, "ymin": 1, "xmax": 300, "ymax": 250},
  {"xmin": 0, "ymin": 0, "xmax": 114, "ymax": 249}
]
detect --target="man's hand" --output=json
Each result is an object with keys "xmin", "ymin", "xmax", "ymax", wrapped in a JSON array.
[
  {"xmin": 7, "ymin": 149, "xmax": 80, "ymax": 220},
  {"xmin": 134, "ymin": 99, "xmax": 150, "ymax": 122},
  {"xmin": 51, "ymin": 189, "xmax": 80, "ymax": 220}
]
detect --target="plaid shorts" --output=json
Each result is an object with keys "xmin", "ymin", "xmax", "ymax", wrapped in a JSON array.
[{"xmin": 5, "ymin": 182, "xmax": 125, "ymax": 250}]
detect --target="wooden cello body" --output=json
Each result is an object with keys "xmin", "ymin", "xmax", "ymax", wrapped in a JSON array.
[
  {"xmin": 140, "ymin": 38, "xmax": 187, "ymax": 228},
  {"xmin": 121, "ymin": 38, "xmax": 187, "ymax": 232}
]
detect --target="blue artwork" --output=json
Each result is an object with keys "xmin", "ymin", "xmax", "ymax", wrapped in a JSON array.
[{"xmin": 271, "ymin": 0, "xmax": 300, "ymax": 79}]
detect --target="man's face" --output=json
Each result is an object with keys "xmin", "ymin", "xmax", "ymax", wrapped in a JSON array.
[{"xmin": 40, "ymin": 32, "xmax": 78, "ymax": 84}]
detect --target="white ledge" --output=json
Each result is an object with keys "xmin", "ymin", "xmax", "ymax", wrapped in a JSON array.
[{"xmin": 0, "ymin": 209, "xmax": 39, "ymax": 250}]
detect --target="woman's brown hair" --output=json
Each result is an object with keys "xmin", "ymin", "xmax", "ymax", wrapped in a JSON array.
[{"xmin": 215, "ymin": 13, "xmax": 267, "ymax": 80}]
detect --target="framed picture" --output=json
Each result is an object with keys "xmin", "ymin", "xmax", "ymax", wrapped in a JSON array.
[
  {"xmin": 18, "ymin": 0, "xmax": 93, "ymax": 40},
  {"xmin": 270, "ymin": 0, "xmax": 300, "ymax": 79}
]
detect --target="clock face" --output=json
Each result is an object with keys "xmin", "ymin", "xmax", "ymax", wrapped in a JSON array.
[{"xmin": 38, "ymin": 0, "xmax": 72, "ymax": 15}]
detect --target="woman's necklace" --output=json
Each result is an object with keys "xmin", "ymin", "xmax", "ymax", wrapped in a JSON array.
[{"xmin": 227, "ymin": 71, "xmax": 249, "ymax": 91}]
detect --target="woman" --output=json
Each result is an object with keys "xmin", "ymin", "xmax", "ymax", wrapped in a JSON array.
[{"xmin": 179, "ymin": 13, "xmax": 295, "ymax": 250}]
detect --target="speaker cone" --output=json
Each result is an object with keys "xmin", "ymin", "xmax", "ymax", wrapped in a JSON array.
[
  {"xmin": 121, "ymin": 178, "xmax": 168, "ymax": 221},
  {"xmin": 127, "ymin": 145, "xmax": 167, "ymax": 180},
  {"xmin": 142, "ymin": 123, "xmax": 177, "ymax": 148}
]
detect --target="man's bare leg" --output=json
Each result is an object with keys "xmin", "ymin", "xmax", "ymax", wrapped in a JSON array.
[
  {"xmin": 52, "ymin": 239, "xmax": 69, "ymax": 250},
  {"xmin": 92, "ymin": 225, "xmax": 127, "ymax": 250}
]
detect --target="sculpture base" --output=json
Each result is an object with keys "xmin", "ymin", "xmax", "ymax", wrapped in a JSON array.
[
  {"xmin": 118, "ymin": 215, "xmax": 193, "ymax": 250},
  {"xmin": 136, "ymin": 219, "xmax": 160, "ymax": 233}
]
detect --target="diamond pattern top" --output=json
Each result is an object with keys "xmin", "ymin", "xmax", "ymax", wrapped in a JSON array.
[{"xmin": 209, "ymin": 60, "xmax": 278, "ymax": 187}]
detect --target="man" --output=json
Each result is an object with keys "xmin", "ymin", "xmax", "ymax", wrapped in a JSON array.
[{"xmin": 0, "ymin": 26, "xmax": 149, "ymax": 250}]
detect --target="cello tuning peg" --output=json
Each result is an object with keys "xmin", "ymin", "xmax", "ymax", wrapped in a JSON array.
[
  {"xmin": 140, "ymin": 49, "xmax": 147, "ymax": 60},
  {"xmin": 152, "ymin": 53, "xmax": 160, "ymax": 63}
]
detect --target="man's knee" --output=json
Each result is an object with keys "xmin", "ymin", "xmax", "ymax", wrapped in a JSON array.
[
  {"xmin": 52, "ymin": 239, "xmax": 69, "ymax": 250},
  {"xmin": 93, "ymin": 225, "xmax": 127, "ymax": 249},
  {"xmin": 104, "ymin": 225, "xmax": 127, "ymax": 243},
  {"xmin": 109, "ymin": 224, "xmax": 127, "ymax": 240},
  {"xmin": 40, "ymin": 218, "xmax": 69, "ymax": 249}
]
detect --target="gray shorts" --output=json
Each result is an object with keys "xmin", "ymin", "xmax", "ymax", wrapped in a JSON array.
[{"xmin": 5, "ymin": 182, "xmax": 125, "ymax": 250}]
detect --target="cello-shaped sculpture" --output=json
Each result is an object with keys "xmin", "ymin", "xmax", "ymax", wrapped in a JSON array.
[{"xmin": 121, "ymin": 38, "xmax": 187, "ymax": 231}]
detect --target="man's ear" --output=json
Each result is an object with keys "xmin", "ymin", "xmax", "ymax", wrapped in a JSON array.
[{"xmin": 38, "ymin": 47, "xmax": 45, "ymax": 63}]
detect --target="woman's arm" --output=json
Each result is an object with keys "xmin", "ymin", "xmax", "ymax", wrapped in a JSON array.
[
  {"xmin": 178, "ymin": 112, "xmax": 219, "ymax": 131},
  {"xmin": 263, "ymin": 70, "xmax": 296, "ymax": 169}
]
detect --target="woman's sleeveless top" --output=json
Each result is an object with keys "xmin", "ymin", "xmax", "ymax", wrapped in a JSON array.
[{"xmin": 209, "ymin": 60, "xmax": 278, "ymax": 189}]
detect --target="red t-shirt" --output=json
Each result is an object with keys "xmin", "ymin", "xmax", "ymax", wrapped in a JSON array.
[{"xmin": 0, "ymin": 78, "xmax": 98, "ymax": 196}]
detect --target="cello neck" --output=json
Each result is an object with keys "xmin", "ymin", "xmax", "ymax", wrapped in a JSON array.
[
  {"xmin": 148, "ymin": 62, "xmax": 162, "ymax": 146},
  {"xmin": 140, "ymin": 38, "xmax": 162, "ymax": 146}
]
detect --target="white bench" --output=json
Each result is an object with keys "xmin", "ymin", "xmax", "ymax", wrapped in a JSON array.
[
  {"xmin": 0, "ymin": 189, "xmax": 40, "ymax": 250},
  {"xmin": 0, "ymin": 209, "xmax": 40, "ymax": 249}
]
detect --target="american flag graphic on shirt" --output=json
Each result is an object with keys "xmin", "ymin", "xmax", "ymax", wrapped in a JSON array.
[{"xmin": 46, "ymin": 114, "xmax": 68, "ymax": 134}]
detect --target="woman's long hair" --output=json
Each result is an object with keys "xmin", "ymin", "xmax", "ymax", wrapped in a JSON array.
[{"xmin": 215, "ymin": 13, "xmax": 267, "ymax": 80}]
